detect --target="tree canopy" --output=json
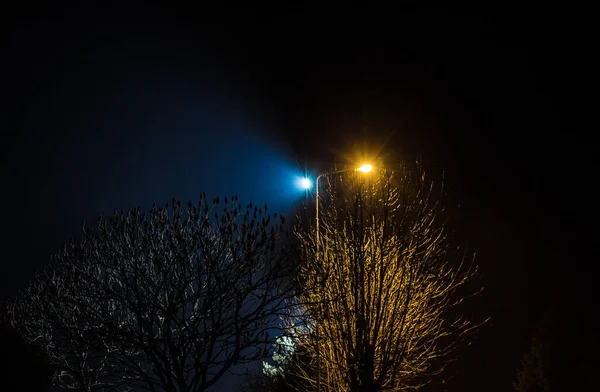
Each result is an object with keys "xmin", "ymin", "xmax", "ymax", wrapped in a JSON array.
[{"xmin": 9, "ymin": 194, "xmax": 297, "ymax": 392}]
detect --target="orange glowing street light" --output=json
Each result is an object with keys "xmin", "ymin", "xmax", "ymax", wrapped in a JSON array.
[{"xmin": 356, "ymin": 163, "xmax": 373, "ymax": 173}]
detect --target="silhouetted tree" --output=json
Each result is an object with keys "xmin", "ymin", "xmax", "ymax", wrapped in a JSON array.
[
  {"xmin": 287, "ymin": 162, "xmax": 486, "ymax": 392},
  {"xmin": 513, "ymin": 333, "xmax": 550, "ymax": 392},
  {"xmin": 8, "ymin": 194, "xmax": 297, "ymax": 392}
]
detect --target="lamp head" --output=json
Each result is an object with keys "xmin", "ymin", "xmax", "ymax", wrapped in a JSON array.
[
  {"xmin": 357, "ymin": 164, "xmax": 373, "ymax": 173},
  {"xmin": 299, "ymin": 177, "xmax": 312, "ymax": 190}
]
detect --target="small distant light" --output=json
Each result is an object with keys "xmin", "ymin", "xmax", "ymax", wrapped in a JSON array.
[
  {"xmin": 357, "ymin": 164, "xmax": 373, "ymax": 173},
  {"xmin": 300, "ymin": 178, "xmax": 312, "ymax": 189}
]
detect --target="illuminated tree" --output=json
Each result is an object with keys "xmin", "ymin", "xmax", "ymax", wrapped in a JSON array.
[
  {"xmin": 243, "ymin": 330, "xmax": 314, "ymax": 392},
  {"xmin": 8, "ymin": 195, "xmax": 296, "ymax": 392},
  {"xmin": 291, "ymin": 162, "xmax": 486, "ymax": 392}
]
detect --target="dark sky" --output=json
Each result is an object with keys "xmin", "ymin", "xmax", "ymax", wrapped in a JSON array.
[{"xmin": 1, "ymin": 5, "xmax": 595, "ymax": 391}]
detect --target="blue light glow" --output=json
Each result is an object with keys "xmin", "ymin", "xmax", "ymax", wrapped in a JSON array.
[{"xmin": 299, "ymin": 177, "xmax": 312, "ymax": 190}]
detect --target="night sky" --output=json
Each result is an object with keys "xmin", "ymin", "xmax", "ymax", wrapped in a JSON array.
[{"xmin": 1, "ymin": 5, "xmax": 595, "ymax": 391}]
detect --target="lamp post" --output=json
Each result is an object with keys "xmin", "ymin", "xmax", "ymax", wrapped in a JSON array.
[
  {"xmin": 315, "ymin": 163, "xmax": 372, "ymax": 247},
  {"xmin": 313, "ymin": 163, "xmax": 372, "ymax": 392}
]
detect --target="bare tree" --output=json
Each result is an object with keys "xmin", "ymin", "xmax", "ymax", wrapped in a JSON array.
[
  {"xmin": 8, "ymin": 194, "xmax": 297, "ymax": 392},
  {"xmin": 289, "ymin": 162, "xmax": 486, "ymax": 392}
]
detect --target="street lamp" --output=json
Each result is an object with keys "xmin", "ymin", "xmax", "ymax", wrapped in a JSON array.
[
  {"xmin": 357, "ymin": 163, "xmax": 373, "ymax": 173},
  {"xmin": 300, "ymin": 177, "xmax": 312, "ymax": 190},
  {"xmin": 315, "ymin": 163, "xmax": 372, "ymax": 247}
]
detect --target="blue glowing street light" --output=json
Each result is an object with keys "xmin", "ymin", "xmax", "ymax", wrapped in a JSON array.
[{"xmin": 300, "ymin": 177, "xmax": 312, "ymax": 190}]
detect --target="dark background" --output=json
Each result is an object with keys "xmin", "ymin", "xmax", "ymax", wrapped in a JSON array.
[{"xmin": 1, "ymin": 5, "xmax": 595, "ymax": 391}]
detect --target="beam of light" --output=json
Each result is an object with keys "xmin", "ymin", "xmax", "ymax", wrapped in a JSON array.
[{"xmin": 357, "ymin": 163, "xmax": 373, "ymax": 173}]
